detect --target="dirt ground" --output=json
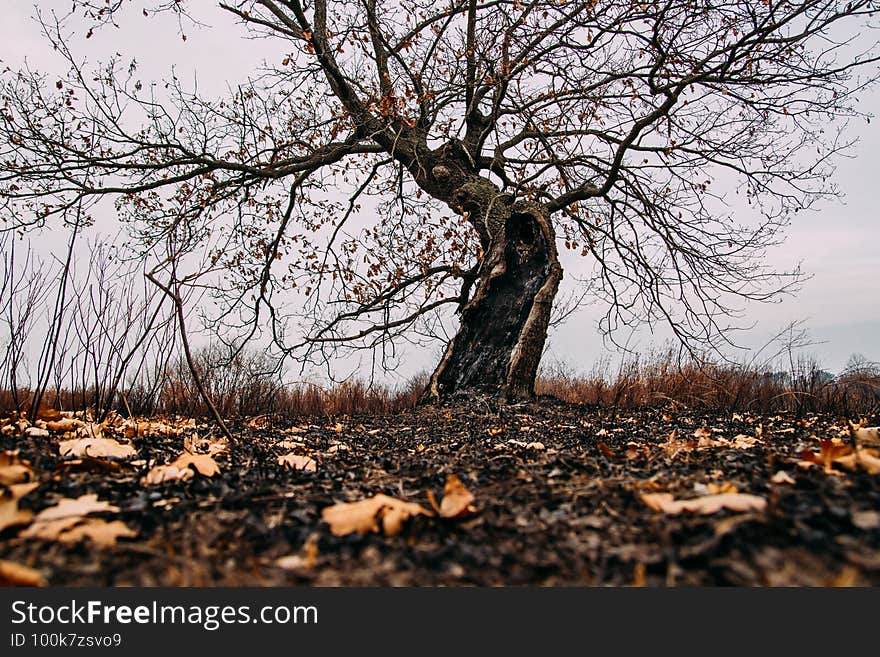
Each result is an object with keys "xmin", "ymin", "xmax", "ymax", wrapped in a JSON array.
[{"xmin": 2, "ymin": 398, "xmax": 879, "ymax": 586}]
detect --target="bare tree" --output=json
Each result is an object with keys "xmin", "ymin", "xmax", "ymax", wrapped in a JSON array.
[{"xmin": 1, "ymin": 1, "xmax": 878, "ymax": 401}]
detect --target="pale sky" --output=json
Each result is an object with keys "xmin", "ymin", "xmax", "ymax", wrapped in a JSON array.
[{"xmin": 2, "ymin": 4, "xmax": 877, "ymax": 379}]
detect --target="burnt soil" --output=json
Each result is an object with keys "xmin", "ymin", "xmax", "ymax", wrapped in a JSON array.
[{"xmin": 2, "ymin": 398, "xmax": 879, "ymax": 586}]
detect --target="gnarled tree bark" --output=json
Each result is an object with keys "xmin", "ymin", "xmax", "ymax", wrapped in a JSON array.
[{"xmin": 424, "ymin": 178, "xmax": 562, "ymax": 402}]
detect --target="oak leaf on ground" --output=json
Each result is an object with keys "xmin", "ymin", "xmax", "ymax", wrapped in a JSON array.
[
  {"xmin": 45, "ymin": 418, "xmax": 84, "ymax": 433},
  {"xmin": 0, "ymin": 484, "xmax": 37, "ymax": 532},
  {"xmin": 56, "ymin": 519, "xmax": 137, "ymax": 546},
  {"xmin": 0, "ymin": 559, "xmax": 46, "ymax": 586},
  {"xmin": 0, "ymin": 451, "xmax": 34, "ymax": 486},
  {"xmin": 58, "ymin": 437, "xmax": 136, "ymax": 459},
  {"xmin": 771, "ymin": 470, "xmax": 796, "ymax": 485},
  {"xmin": 19, "ymin": 494, "xmax": 120, "ymax": 542},
  {"xmin": 277, "ymin": 453, "xmax": 317, "ymax": 472},
  {"xmin": 321, "ymin": 494, "xmax": 433, "ymax": 537},
  {"xmin": 799, "ymin": 439, "xmax": 880, "ymax": 475},
  {"xmin": 437, "ymin": 475, "xmax": 476, "ymax": 518},
  {"xmin": 141, "ymin": 452, "xmax": 220, "ymax": 485},
  {"xmin": 641, "ymin": 491, "xmax": 767, "ymax": 515}
]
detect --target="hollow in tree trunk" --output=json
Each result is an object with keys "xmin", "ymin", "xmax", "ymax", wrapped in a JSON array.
[{"xmin": 425, "ymin": 193, "xmax": 562, "ymax": 402}]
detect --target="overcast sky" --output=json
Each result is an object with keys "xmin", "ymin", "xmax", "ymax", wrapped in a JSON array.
[{"xmin": 2, "ymin": 4, "xmax": 877, "ymax": 379}]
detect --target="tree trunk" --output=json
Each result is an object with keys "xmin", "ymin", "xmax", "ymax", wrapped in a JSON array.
[{"xmin": 425, "ymin": 198, "xmax": 562, "ymax": 402}]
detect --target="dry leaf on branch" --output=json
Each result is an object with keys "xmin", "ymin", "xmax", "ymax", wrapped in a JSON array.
[
  {"xmin": 0, "ymin": 559, "xmax": 46, "ymax": 586},
  {"xmin": 321, "ymin": 494, "xmax": 433, "ymax": 537},
  {"xmin": 437, "ymin": 475, "xmax": 476, "ymax": 518},
  {"xmin": 0, "ymin": 451, "xmax": 34, "ymax": 486},
  {"xmin": 277, "ymin": 453, "xmax": 317, "ymax": 472},
  {"xmin": 641, "ymin": 491, "xmax": 767, "ymax": 515},
  {"xmin": 58, "ymin": 437, "xmax": 136, "ymax": 460}
]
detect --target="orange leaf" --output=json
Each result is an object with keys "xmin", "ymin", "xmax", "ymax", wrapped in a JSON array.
[
  {"xmin": 0, "ymin": 559, "xmax": 46, "ymax": 586},
  {"xmin": 0, "ymin": 486, "xmax": 34, "ymax": 533},
  {"xmin": 57, "ymin": 519, "xmax": 136, "ymax": 547},
  {"xmin": 321, "ymin": 494, "xmax": 433, "ymax": 537},
  {"xmin": 438, "ymin": 475, "xmax": 475, "ymax": 518},
  {"xmin": 641, "ymin": 491, "xmax": 766, "ymax": 515},
  {"xmin": 0, "ymin": 451, "xmax": 34, "ymax": 486}
]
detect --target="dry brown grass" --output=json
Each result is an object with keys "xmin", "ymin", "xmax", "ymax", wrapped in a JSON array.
[
  {"xmin": 536, "ymin": 351, "xmax": 880, "ymax": 416},
  {"xmin": 3, "ymin": 348, "xmax": 878, "ymax": 419}
]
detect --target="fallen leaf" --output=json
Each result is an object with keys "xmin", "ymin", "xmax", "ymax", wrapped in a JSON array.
[
  {"xmin": 247, "ymin": 416, "xmax": 272, "ymax": 429},
  {"xmin": 834, "ymin": 449, "xmax": 880, "ymax": 475},
  {"xmin": 0, "ymin": 487, "xmax": 34, "ymax": 533},
  {"xmin": 184, "ymin": 434, "xmax": 230, "ymax": 458},
  {"xmin": 730, "ymin": 434, "xmax": 759, "ymax": 449},
  {"xmin": 0, "ymin": 451, "xmax": 34, "ymax": 486},
  {"xmin": 0, "ymin": 559, "xmax": 46, "ymax": 586},
  {"xmin": 663, "ymin": 430, "xmax": 696, "ymax": 456},
  {"xmin": 174, "ymin": 452, "xmax": 220, "ymax": 477},
  {"xmin": 641, "ymin": 491, "xmax": 767, "ymax": 515},
  {"xmin": 24, "ymin": 427, "xmax": 49, "ymax": 438},
  {"xmin": 141, "ymin": 452, "xmax": 220, "ymax": 485},
  {"xmin": 596, "ymin": 441, "xmax": 616, "ymax": 458},
  {"xmin": 55, "ymin": 457, "xmax": 122, "ymax": 474},
  {"xmin": 705, "ymin": 481, "xmax": 738, "ymax": 495},
  {"xmin": 277, "ymin": 440, "xmax": 306, "ymax": 450},
  {"xmin": 20, "ymin": 494, "xmax": 118, "ymax": 541},
  {"xmin": 7, "ymin": 482, "xmax": 40, "ymax": 499},
  {"xmin": 141, "ymin": 464, "xmax": 193, "ymax": 485},
  {"xmin": 771, "ymin": 470, "xmax": 796, "ymax": 485},
  {"xmin": 58, "ymin": 437, "xmax": 136, "ymax": 459},
  {"xmin": 486, "ymin": 427, "xmax": 505, "ymax": 436},
  {"xmin": 438, "ymin": 475, "xmax": 476, "ymax": 518},
  {"xmin": 326, "ymin": 443, "xmax": 350, "ymax": 454},
  {"xmin": 56, "ymin": 518, "xmax": 136, "ymax": 547},
  {"xmin": 525, "ymin": 441, "xmax": 545, "ymax": 451},
  {"xmin": 45, "ymin": 418, "xmax": 84, "ymax": 433},
  {"xmin": 851, "ymin": 510, "xmax": 880, "ymax": 530},
  {"xmin": 800, "ymin": 439, "xmax": 852, "ymax": 473},
  {"xmin": 852, "ymin": 425, "xmax": 879, "ymax": 446},
  {"xmin": 321, "ymin": 494, "xmax": 432, "ymax": 537},
  {"xmin": 275, "ymin": 555, "xmax": 309, "ymax": 570},
  {"xmin": 275, "ymin": 536, "xmax": 318, "ymax": 571},
  {"xmin": 139, "ymin": 421, "xmax": 185, "ymax": 437},
  {"xmin": 277, "ymin": 453, "xmax": 317, "ymax": 472}
]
